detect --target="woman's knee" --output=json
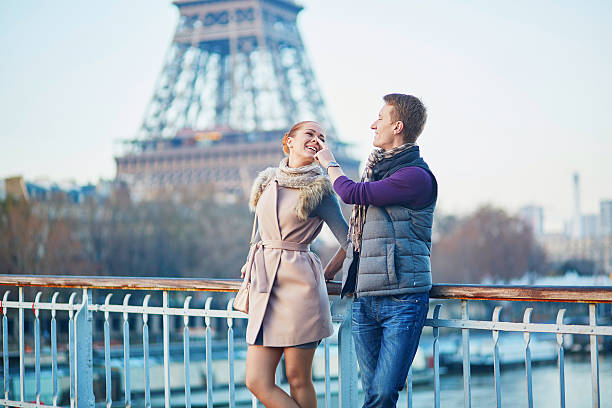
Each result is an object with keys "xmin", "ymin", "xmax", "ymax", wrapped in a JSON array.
[
  {"xmin": 246, "ymin": 372, "xmax": 272, "ymax": 395},
  {"xmin": 245, "ymin": 373, "xmax": 258, "ymax": 394},
  {"xmin": 285, "ymin": 367, "xmax": 313, "ymax": 390}
]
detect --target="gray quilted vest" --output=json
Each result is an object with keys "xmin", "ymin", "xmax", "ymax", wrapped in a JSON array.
[{"xmin": 341, "ymin": 146, "xmax": 437, "ymax": 297}]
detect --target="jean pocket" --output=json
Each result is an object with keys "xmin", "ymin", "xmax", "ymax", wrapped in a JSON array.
[{"xmin": 390, "ymin": 293, "xmax": 420, "ymax": 303}]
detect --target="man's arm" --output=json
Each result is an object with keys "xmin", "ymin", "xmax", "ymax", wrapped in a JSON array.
[
  {"xmin": 315, "ymin": 142, "xmax": 433, "ymax": 208},
  {"xmin": 333, "ymin": 168, "xmax": 433, "ymax": 207}
]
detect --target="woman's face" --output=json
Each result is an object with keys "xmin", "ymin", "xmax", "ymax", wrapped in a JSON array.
[{"xmin": 286, "ymin": 122, "xmax": 326, "ymax": 165}]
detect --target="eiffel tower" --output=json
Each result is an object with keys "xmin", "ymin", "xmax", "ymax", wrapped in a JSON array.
[{"xmin": 116, "ymin": 0, "xmax": 359, "ymax": 199}]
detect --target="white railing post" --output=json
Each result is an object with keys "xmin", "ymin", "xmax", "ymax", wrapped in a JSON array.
[
  {"xmin": 337, "ymin": 297, "xmax": 358, "ymax": 408},
  {"xmin": 75, "ymin": 288, "xmax": 95, "ymax": 408}
]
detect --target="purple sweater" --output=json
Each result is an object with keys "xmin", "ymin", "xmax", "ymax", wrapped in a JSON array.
[{"xmin": 333, "ymin": 167, "xmax": 434, "ymax": 208}]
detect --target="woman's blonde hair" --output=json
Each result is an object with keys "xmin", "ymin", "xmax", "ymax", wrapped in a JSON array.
[{"xmin": 282, "ymin": 121, "xmax": 316, "ymax": 155}]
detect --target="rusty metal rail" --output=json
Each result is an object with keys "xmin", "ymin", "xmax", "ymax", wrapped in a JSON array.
[{"xmin": 1, "ymin": 275, "xmax": 611, "ymax": 303}]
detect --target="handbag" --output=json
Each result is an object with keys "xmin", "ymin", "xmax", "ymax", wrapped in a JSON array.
[{"xmin": 233, "ymin": 214, "xmax": 258, "ymax": 313}]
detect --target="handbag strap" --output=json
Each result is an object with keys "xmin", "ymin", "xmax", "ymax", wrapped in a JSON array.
[
  {"xmin": 249, "ymin": 213, "xmax": 258, "ymax": 245},
  {"xmin": 242, "ymin": 214, "xmax": 258, "ymax": 283}
]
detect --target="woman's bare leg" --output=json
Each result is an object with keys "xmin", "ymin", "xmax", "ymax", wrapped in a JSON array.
[
  {"xmin": 284, "ymin": 347, "xmax": 317, "ymax": 408},
  {"xmin": 246, "ymin": 345, "xmax": 299, "ymax": 408}
]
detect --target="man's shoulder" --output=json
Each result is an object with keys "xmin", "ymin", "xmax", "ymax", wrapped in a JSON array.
[
  {"xmin": 394, "ymin": 166, "xmax": 431, "ymax": 176},
  {"xmin": 388, "ymin": 166, "xmax": 434, "ymax": 185}
]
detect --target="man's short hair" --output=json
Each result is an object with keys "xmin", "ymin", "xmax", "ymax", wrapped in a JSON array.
[{"xmin": 383, "ymin": 93, "xmax": 427, "ymax": 144}]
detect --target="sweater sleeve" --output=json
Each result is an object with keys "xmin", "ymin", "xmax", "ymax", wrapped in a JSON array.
[
  {"xmin": 311, "ymin": 193, "xmax": 349, "ymax": 250},
  {"xmin": 333, "ymin": 166, "xmax": 434, "ymax": 208}
]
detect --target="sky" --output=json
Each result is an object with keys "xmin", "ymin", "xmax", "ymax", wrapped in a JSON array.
[{"xmin": 1, "ymin": 0, "xmax": 611, "ymax": 232}]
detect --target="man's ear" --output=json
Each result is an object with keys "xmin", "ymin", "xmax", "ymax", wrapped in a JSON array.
[{"xmin": 394, "ymin": 120, "xmax": 404, "ymax": 135}]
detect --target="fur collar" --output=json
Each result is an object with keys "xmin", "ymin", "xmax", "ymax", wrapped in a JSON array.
[{"xmin": 249, "ymin": 167, "xmax": 333, "ymax": 221}]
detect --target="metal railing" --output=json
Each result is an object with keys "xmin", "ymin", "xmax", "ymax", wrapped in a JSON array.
[{"xmin": 0, "ymin": 275, "xmax": 610, "ymax": 408}]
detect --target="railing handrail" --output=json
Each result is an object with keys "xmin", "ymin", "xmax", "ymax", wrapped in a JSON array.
[
  {"xmin": 0, "ymin": 275, "xmax": 611, "ymax": 303},
  {"xmin": 429, "ymin": 283, "xmax": 612, "ymax": 303}
]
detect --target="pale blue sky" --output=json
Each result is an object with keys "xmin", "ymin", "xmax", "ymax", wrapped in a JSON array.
[{"xmin": 1, "ymin": 0, "xmax": 611, "ymax": 231}]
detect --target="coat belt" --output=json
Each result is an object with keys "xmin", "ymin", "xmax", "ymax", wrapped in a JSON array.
[{"xmin": 248, "ymin": 240, "xmax": 311, "ymax": 293}]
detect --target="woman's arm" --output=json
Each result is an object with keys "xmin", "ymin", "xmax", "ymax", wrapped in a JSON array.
[
  {"xmin": 312, "ymin": 193, "xmax": 349, "ymax": 281},
  {"xmin": 323, "ymin": 246, "xmax": 346, "ymax": 281},
  {"xmin": 313, "ymin": 193, "xmax": 349, "ymax": 248}
]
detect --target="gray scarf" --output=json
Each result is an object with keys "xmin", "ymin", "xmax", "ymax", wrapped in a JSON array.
[
  {"xmin": 276, "ymin": 157, "xmax": 324, "ymax": 188},
  {"xmin": 348, "ymin": 142, "xmax": 416, "ymax": 252}
]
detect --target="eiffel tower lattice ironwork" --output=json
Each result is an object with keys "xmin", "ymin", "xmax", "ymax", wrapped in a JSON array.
[{"xmin": 116, "ymin": 0, "xmax": 359, "ymax": 198}]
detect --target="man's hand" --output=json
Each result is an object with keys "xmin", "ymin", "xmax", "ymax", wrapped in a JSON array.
[{"xmin": 314, "ymin": 139, "xmax": 336, "ymax": 169}]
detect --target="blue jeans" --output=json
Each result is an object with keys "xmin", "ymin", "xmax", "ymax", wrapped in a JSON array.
[{"xmin": 352, "ymin": 292, "xmax": 429, "ymax": 408}]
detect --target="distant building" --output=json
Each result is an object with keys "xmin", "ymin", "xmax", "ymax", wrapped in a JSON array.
[
  {"xmin": 24, "ymin": 180, "xmax": 102, "ymax": 204},
  {"xmin": 582, "ymin": 214, "xmax": 600, "ymax": 237},
  {"xmin": 601, "ymin": 200, "xmax": 612, "ymax": 236},
  {"xmin": 570, "ymin": 172, "xmax": 582, "ymax": 238},
  {"xmin": 518, "ymin": 205, "xmax": 544, "ymax": 236},
  {"xmin": 2, "ymin": 176, "xmax": 29, "ymax": 201},
  {"xmin": 538, "ymin": 233, "xmax": 612, "ymax": 275}
]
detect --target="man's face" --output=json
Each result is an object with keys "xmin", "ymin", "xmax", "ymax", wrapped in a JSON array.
[{"xmin": 371, "ymin": 104, "xmax": 400, "ymax": 150}]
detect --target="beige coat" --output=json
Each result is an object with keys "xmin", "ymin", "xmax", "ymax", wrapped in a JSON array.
[{"xmin": 245, "ymin": 180, "xmax": 334, "ymax": 346}]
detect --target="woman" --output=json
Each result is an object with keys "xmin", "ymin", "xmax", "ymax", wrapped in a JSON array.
[{"xmin": 243, "ymin": 121, "xmax": 348, "ymax": 408}]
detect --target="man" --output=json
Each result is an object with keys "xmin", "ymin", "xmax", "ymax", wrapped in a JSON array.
[{"xmin": 315, "ymin": 93, "xmax": 437, "ymax": 407}]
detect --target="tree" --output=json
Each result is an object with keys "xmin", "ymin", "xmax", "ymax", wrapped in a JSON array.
[
  {"xmin": 0, "ymin": 197, "xmax": 45, "ymax": 274},
  {"xmin": 0, "ymin": 196, "xmax": 93, "ymax": 275},
  {"xmin": 432, "ymin": 206, "xmax": 542, "ymax": 283}
]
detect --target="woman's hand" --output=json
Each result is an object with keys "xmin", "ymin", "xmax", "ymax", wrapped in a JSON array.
[
  {"xmin": 323, "ymin": 247, "xmax": 346, "ymax": 281},
  {"xmin": 323, "ymin": 267, "xmax": 337, "ymax": 282},
  {"xmin": 240, "ymin": 263, "xmax": 247, "ymax": 279}
]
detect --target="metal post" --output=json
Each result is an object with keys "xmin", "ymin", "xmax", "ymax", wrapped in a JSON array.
[
  {"xmin": 33, "ymin": 292, "xmax": 42, "ymax": 405},
  {"xmin": 75, "ymin": 288, "xmax": 95, "ymax": 408},
  {"xmin": 556, "ymin": 309, "xmax": 566, "ymax": 408},
  {"xmin": 227, "ymin": 299, "xmax": 236, "ymax": 408},
  {"xmin": 143, "ymin": 295, "xmax": 152, "ymax": 408},
  {"xmin": 123, "ymin": 294, "xmax": 132, "ymax": 408},
  {"xmin": 68, "ymin": 293, "xmax": 77, "ymax": 408},
  {"xmin": 460, "ymin": 300, "xmax": 472, "ymax": 408},
  {"xmin": 205, "ymin": 297, "xmax": 214, "ymax": 408},
  {"xmin": 523, "ymin": 308, "xmax": 534, "ymax": 408},
  {"xmin": 183, "ymin": 296, "xmax": 192, "ymax": 408},
  {"xmin": 324, "ymin": 337, "xmax": 330, "ymax": 408},
  {"xmin": 406, "ymin": 366, "xmax": 413, "ymax": 408},
  {"xmin": 104, "ymin": 294, "xmax": 113, "ymax": 408},
  {"xmin": 18, "ymin": 287, "xmax": 24, "ymax": 403},
  {"xmin": 2, "ymin": 291, "xmax": 10, "ymax": 402},
  {"xmin": 432, "ymin": 304, "xmax": 442, "ymax": 408},
  {"xmin": 163, "ymin": 291, "xmax": 171, "ymax": 408},
  {"xmin": 337, "ymin": 297, "xmax": 358, "ymax": 408},
  {"xmin": 492, "ymin": 306, "xmax": 503, "ymax": 408},
  {"xmin": 589, "ymin": 303, "xmax": 600, "ymax": 408},
  {"xmin": 51, "ymin": 292, "xmax": 59, "ymax": 407}
]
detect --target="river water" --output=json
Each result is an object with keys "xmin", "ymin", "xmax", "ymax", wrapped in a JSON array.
[
  {"xmin": 231, "ymin": 353, "xmax": 611, "ymax": 407},
  {"xmin": 313, "ymin": 353, "xmax": 612, "ymax": 408}
]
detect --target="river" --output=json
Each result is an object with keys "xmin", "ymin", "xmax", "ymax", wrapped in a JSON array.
[{"xmin": 309, "ymin": 353, "xmax": 612, "ymax": 408}]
